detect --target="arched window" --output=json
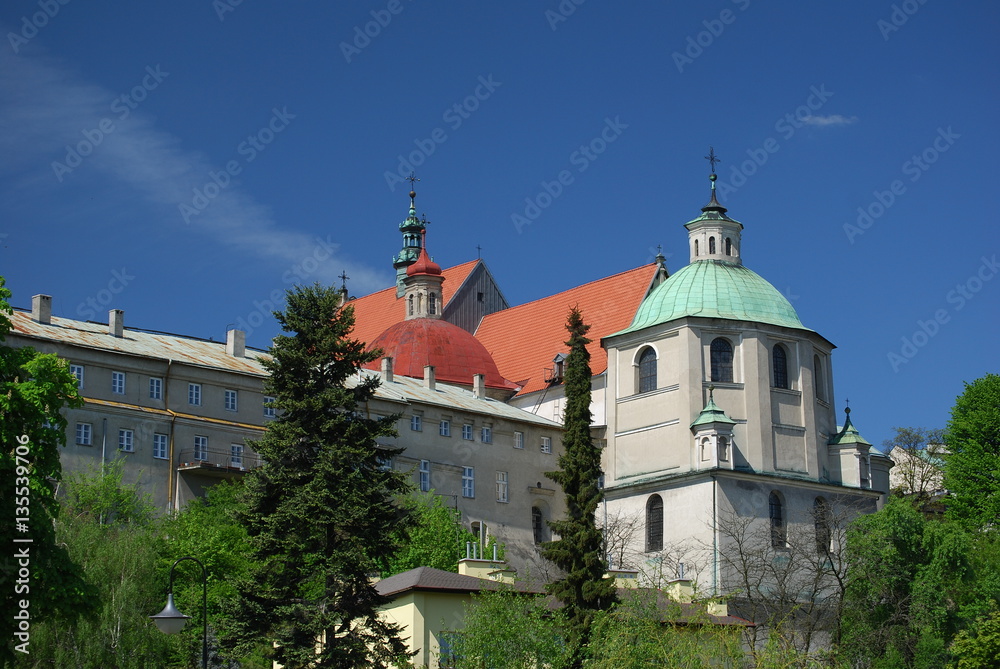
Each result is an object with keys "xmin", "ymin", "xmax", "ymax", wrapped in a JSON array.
[
  {"xmin": 813, "ymin": 355, "xmax": 825, "ymax": 400},
  {"xmin": 773, "ymin": 344, "xmax": 789, "ymax": 389},
  {"xmin": 769, "ymin": 492, "xmax": 786, "ymax": 548},
  {"xmin": 532, "ymin": 507, "xmax": 544, "ymax": 545},
  {"xmin": 718, "ymin": 436, "xmax": 729, "ymax": 461},
  {"xmin": 710, "ymin": 338, "xmax": 733, "ymax": 383},
  {"xmin": 638, "ymin": 347, "xmax": 657, "ymax": 394},
  {"xmin": 700, "ymin": 437, "xmax": 711, "ymax": 461},
  {"xmin": 709, "ymin": 236, "xmax": 716, "ymax": 254},
  {"xmin": 725, "ymin": 237, "xmax": 732, "ymax": 255},
  {"xmin": 428, "ymin": 291, "xmax": 437, "ymax": 315},
  {"xmin": 646, "ymin": 495, "xmax": 664, "ymax": 552},
  {"xmin": 694, "ymin": 239, "xmax": 699, "ymax": 256},
  {"xmin": 407, "ymin": 294, "xmax": 414, "ymax": 316},
  {"xmin": 814, "ymin": 497, "xmax": 831, "ymax": 555}
]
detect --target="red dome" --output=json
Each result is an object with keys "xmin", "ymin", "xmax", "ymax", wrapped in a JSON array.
[
  {"xmin": 407, "ymin": 247, "xmax": 442, "ymax": 276},
  {"xmin": 365, "ymin": 318, "xmax": 516, "ymax": 390}
]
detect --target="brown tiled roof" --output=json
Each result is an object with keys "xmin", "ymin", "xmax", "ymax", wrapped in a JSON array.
[
  {"xmin": 475, "ymin": 265, "xmax": 661, "ymax": 396},
  {"xmin": 347, "ymin": 260, "xmax": 479, "ymax": 347},
  {"xmin": 375, "ymin": 566, "xmax": 543, "ymax": 598}
]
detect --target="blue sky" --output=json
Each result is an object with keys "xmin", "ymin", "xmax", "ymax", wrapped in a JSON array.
[{"xmin": 2, "ymin": 0, "xmax": 997, "ymax": 450}]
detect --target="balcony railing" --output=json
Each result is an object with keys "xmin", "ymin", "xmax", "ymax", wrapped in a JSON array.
[{"xmin": 176, "ymin": 448, "xmax": 262, "ymax": 474}]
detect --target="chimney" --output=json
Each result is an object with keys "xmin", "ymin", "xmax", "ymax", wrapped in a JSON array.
[
  {"xmin": 423, "ymin": 365, "xmax": 435, "ymax": 390},
  {"xmin": 226, "ymin": 329, "xmax": 246, "ymax": 357},
  {"xmin": 473, "ymin": 373, "xmax": 486, "ymax": 399},
  {"xmin": 381, "ymin": 357, "xmax": 394, "ymax": 383},
  {"xmin": 109, "ymin": 309, "xmax": 124, "ymax": 338},
  {"xmin": 31, "ymin": 294, "xmax": 52, "ymax": 324}
]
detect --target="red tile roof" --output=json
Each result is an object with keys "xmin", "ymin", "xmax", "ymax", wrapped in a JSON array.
[
  {"xmin": 347, "ymin": 260, "xmax": 479, "ymax": 348},
  {"xmin": 475, "ymin": 265, "xmax": 661, "ymax": 396}
]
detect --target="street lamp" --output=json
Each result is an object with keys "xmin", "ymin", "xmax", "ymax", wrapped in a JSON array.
[{"xmin": 150, "ymin": 556, "xmax": 208, "ymax": 669}]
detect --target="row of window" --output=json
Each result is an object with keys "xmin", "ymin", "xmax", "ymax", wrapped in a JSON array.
[
  {"xmin": 634, "ymin": 340, "xmax": 828, "ymax": 397},
  {"xmin": 643, "ymin": 492, "xmax": 833, "ymax": 555},
  {"xmin": 415, "ymin": 460, "xmax": 511, "ymax": 503},
  {"xmin": 693, "ymin": 235, "xmax": 735, "ymax": 257},
  {"xmin": 74, "ymin": 423, "xmax": 246, "ymax": 466},
  {"xmin": 411, "ymin": 416, "xmax": 553, "ymax": 453},
  {"xmin": 68, "ymin": 365, "xmax": 277, "ymax": 416}
]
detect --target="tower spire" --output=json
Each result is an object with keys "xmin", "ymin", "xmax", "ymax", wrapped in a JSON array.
[
  {"xmin": 685, "ymin": 148, "xmax": 743, "ymax": 265},
  {"xmin": 393, "ymin": 173, "xmax": 428, "ymax": 296}
]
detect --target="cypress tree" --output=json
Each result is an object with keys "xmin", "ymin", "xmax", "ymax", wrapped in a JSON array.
[
  {"xmin": 227, "ymin": 284, "xmax": 414, "ymax": 668},
  {"xmin": 542, "ymin": 306, "xmax": 616, "ymax": 666}
]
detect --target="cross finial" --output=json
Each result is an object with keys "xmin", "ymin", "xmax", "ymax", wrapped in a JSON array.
[
  {"xmin": 338, "ymin": 270, "xmax": 350, "ymax": 292},
  {"xmin": 476, "ymin": 244, "xmax": 482, "ymax": 258},
  {"xmin": 705, "ymin": 147, "xmax": 720, "ymax": 175},
  {"xmin": 406, "ymin": 172, "xmax": 420, "ymax": 189}
]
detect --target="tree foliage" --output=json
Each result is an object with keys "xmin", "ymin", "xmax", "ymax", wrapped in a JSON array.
[
  {"xmin": 541, "ymin": 307, "xmax": 616, "ymax": 666},
  {"xmin": 381, "ymin": 492, "xmax": 478, "ymax": 577},
  {"xmin": 943, "ymin": 374, "xmax": 1000, "ymax": 530},
  {"xmin": 226, "ymin": 284, "xmax": 415, "ymax": 668},
  {"xmin": 0, "ymin": 277, "xmax": 92, "ymax": 664}
]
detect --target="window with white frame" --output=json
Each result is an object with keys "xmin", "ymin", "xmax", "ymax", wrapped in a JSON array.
[
  {"xmin": 263, "ymin": 396, "xmax": 276, "ymax": 418},
  {"xmin": 439, "ymin": 419, "xmax": 451, "ymax": 437},
  {"xmin": 419, "ymin": 459, "xmax": 430, "ymax": 492},
  {"xmin": 188, "ymin": 383, "xmax": 202, "ymax": 406},
  {"xmin": 153, "ymin": 433, "xmax": 168, "ymax": 460},
  {"xmin": 118, "ymin": 429, "xmax": 134, "ymax": 452},
  {"xmin": 377, "ymin": 451, "xmax": 393, "ymax": 471},
  {"xmin": 495, "ymin": 471, "xmax": 509, "ymax": 503},
  {"xmin": 70, "ymin": 364, "xmax": 84, "ymax": 389},
  {"xmin": 112, "ymin": 371, "xmax": 126, "ymax": 395},
  {"xmin": 149, "ymin": 377, "xmax": 163, "ymax": 400},
  {"xmin": 514, "ymin": 431, "xmax": 524, "ymax": 449},
  {"xmin": 462, "ymin": 467, "xmax": 475, "ymax": 498},
  {"xmin": 231, "ymin": 443, "xmax": 244, "ymax": 468},
  {"xmin": 75, "ymin": 422, "xmax": 92, "ymax": 446},
  {"xmin": 541, "ymin": 436, "xmax": 552, "ymax": 454},
  {"xmin": 411, "ymin": 414, "xmax": 422, "ymax": 431},
  {"xmin": 224, "ymin": 389, "xmax": 238, "ymax": 412},
  {"xmin": 481, "ymin": 426, "xmax": 492, "ymax": 443},
  {"xmin": 194, "ymin": 435, "xmax": 208, "ymax": 461},
  {"xmin": 462, "ymin": 424, "xmax": 473, "ymax": 440}
]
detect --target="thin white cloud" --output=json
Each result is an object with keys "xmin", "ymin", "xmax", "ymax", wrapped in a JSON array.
[
  {"xmin": 801, "ymin": 114, "xmax": 859, "ymax": 127},
  {"xmin": 0, "ymin": 41, "xmax": 387, "ymax": 294}
]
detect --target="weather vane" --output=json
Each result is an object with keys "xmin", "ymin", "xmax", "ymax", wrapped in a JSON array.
[
  {"xmin": 338, "ymin": 270, "xmax": 350, "ymax": 292},
  {"xmin": 705, "ymin": 146, "xmax": 720, "ymax": 175},
  {"xmin": 406, "ymin": 172, "xmax": 420, "ymax": 191}
]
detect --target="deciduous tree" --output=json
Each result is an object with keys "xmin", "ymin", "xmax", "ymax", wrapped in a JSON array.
[{"xmin": 943, "ymin": 374, "xmax": 1000, "ymax": 530}]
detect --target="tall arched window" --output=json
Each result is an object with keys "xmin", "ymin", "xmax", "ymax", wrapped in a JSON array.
[
  {"xmin": 725, "ymin": 237, "xmax": 732, "ymax": 255},
  {"xmin": 710, "ymin": 338, "xmax": 733, "ymax": 383},
  {"xmin": 694, "ymin": 239, "xmax": 700, "ymax": 256},
  {"xmin": 813, "ymin": 355, "xmax": 825, "ymax": 400},
  {"xmin": 769, "ymin": 491, "xmax": 786, "ymax": 548},
  {"xmin": 709, "ymin": 236, "xmax": 716, "ymax": 254},
  {"xmin": 638, "ymin": 347, "xmax": 657, "ymax": 394},
  {"xmin": 407, "ymin": 295, "xmax": 414, "ymax": 316},
  {"xmin": 718, "ymin": 436, "xmax": 729, "ymax": 461},
  {"xmin": 773, "ymin": 344, "xmax": 789, "ymax": 389},
  {"xmin": 646, "ymin": 495, "xmax": 664, "ymax": 552},
  {"xmin": 532, "ymin": 507, "xmax": 544, "ymax": 545},
  {"xmin": 428, "ymin": 291, "xmax": 437, "ymax": 315},
  {"xmin": 814, "ymin": 497, "xmax": 831, "ymax": 555}
]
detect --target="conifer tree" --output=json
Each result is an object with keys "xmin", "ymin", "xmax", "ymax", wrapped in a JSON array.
[
  {"xmin": 542, "ymin": 306, "xmax": 616, "ymax": 666},
  {"xmin": 227, "ymin": 284, "xmax": 414, "ymax": 668}
]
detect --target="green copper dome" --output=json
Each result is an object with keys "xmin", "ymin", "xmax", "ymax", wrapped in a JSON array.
[{"xmin": 618, "ymin": 260, "xmax": 805, "ymax": 335}]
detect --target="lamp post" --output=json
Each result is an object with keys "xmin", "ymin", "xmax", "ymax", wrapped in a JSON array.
[{"xmin": 150, "ymin": 556, "xmax": 208, "ymax": 669}]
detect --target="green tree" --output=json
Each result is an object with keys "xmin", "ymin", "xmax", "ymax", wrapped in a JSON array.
[
  {"xmin": 541, "ymin": 307, "xmax": 616, "ymax": 667},
  {"xmin": 382, "ymin": 492, "xmax": 478, "ymax": 577},
  {"xmin": 0, "ymin": 277, "xmax": 92, "ymax": 664},
  {"xmin": 226, "ymin": 284, "xmax": 414, "ymax": 668},
  {"xmin": 949, "ymin": 604, "xmax": 1000, "ymax": 669},
  {"xmin": 943, "ymin": 374, "xmax": 1000, "ymax": 530}
]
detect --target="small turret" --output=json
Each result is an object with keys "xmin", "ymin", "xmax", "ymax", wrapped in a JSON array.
[{"xmin": 684, "ymin": 148, "xmax": 744, "ymax": 265}]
